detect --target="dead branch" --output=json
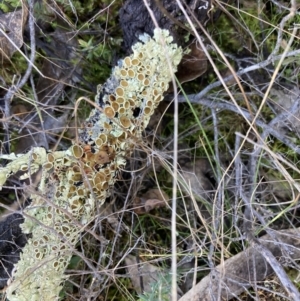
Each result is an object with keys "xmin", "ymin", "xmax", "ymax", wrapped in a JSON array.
[{"xmin": 178, "ymin": 228, "xmax": 300, "ymax": 301}]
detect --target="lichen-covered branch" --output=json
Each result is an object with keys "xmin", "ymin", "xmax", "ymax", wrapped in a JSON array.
[{"xmin": 3, "ymin": 29, "xmax": 182, "ymax": 301}]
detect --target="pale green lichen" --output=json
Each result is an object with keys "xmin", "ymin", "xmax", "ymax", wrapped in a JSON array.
[
  {"xmin": 0, "ymin": 147, "xmax": 47, "ymax": 188},
  {"xmin": 4, "ymin": 28, "xmax": 182, "ymax": 301}
]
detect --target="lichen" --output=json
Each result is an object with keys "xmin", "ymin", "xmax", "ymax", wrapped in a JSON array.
[{"xmin": 4, "ymin": 28, "xmax": 182, "ymax": 301}]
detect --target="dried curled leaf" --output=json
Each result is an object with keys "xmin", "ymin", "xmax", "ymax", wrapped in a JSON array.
[
  {"xmin": 176, "ymin": 40, "xmax": 207, "ymax": 84},
  {"xmin": 133, "ymin": 188, "xmax": 169, "ymax": 214}
]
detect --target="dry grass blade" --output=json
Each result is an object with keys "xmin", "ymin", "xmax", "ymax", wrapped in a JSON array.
[{"xmin": 1, "ymin": 0, "xmax": 300, "ymax": 300}]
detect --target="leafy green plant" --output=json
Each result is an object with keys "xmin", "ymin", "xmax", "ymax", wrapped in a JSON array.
[
  {"xmin": 138, "ymin": 273, "xmax": 173, "ymax": 301},
  {"xmin": 78, "ymin": 36, "xmax": 120, "ymax": 85}
]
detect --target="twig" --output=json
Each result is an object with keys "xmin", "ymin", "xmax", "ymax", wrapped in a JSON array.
[
  {"xmin": 3, "ymin": 0, "xmax": 36, "ymax": 103},
  {"xmin": 250, "ymin": 237, "xmax": 300, "ymax": 300},
  {"xmin": 174, "ymin": 96, "xmax": 300, "ymax": 154},
  {"xmin": 208, "ymin": 109, "xmax": 224, "ymax": 300},
  {"xmin": 142, "ymin": 2, "xmax": 181, "ymax": 300},
  {"xmin": 270, "ymin": 0, "xmax": 299, "ymax": 12},
  {"xmin": 1, "ymin": 0, "xmax": 36, "ymax": 154},
  {"xmin": 190, "ymin": 48, "xmax": 300, "ymax": 100},
  {"xmin": 233, "ymin": 135, "xmax": 245, "ymax": 241},
  {"xmin": 178, "ymin": 228, "xmax": 300, "ymax": 301},
  {"xmin": 270, "ymin": 0, "xmax": 297, "ymax": 57},
  {"xmin": 208, "ymin": 110, "xmax": 222, "ymax": 263}
]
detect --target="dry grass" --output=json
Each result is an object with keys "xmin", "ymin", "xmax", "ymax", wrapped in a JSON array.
[{"xmin": 1, "ymin": 0, "xmax": 300, "ymax": 300}]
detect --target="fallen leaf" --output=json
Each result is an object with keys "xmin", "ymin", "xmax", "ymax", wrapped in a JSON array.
[
  {"xmin": 0, "ymin": 6, "xmax": 28, "ymax": 61},
  {"xmin": 179, "ymin": 159, "xmax": 215, "ymax": 221},
  {"xmin": 144, "ymin": 198, "xmax": 166, "ymax": 212},
  {"xmin": 125, "ymin": 255, "xmax": 183, "ymax": 298},
  {"xmin": 176, "ymin": 40, "xmax": 207, "ymax": 84},
  {"xmin": 125, "ymin": 255, "xmax": 165, "ymax": 294},
  {"xmin": 133, "ymin": 188, "xmax": 169, "ymax": 214},
  {"xmin": 99, "ymin": 202, "xmax": 119, "ymax": 233},
  {"xmin": 180, "ymin": 159, "xmax": 214, "ymax": 201},
  {"xmin": 269, "ymin": 86, "xmax": 300, "ymax": 137}
]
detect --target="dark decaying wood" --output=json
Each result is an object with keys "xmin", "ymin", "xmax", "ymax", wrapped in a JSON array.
[
  {"xmin": 119, "ymin": 0, "xmax": 212, "ymax": 51},
  {"xmin": 120, "ymin": 0, "xmax": 210, "ymax": 85},
  {"xmin": 0, "ymin": 213, "xmax": 27, "ymax": 289}
]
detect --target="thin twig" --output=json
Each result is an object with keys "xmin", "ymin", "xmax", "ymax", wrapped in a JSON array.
[
  {"xmin": 270, "ymin": 0, "xmax": 297, "ymax": 57},
  {"xmin": 191, "ymin": 48, "xmax": 300, "ymax": 100},
  {"xmin": 3, "ymin": 0, "xmax": 36, "ymax": 103},
  {"xmin": 174, "ymin": 96, "xmax": 300, "ymax": 154},
  {"xmin": 251, "ymin": 237, "xmax": 300, "ymax": 300},
  {"xmin": 1, "ymin": 1, "xmax": 36, "ymax": 154}
]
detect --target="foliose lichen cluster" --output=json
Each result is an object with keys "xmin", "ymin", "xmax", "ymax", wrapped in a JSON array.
[{"xmin": 4, "ymin": 28, "xmax": 182, "ymax": 301}]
